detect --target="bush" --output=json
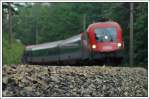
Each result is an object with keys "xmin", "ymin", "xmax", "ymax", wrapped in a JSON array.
[{"xmin": 2, "ymin": 33, "xmax": 25, "ymax": 65}]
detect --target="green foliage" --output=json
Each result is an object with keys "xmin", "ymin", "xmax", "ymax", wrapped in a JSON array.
[
  {"xmin": 133, "ymin": 3, "xmax": 148, "ymax": 65},
  {"xmin": 2, "ymin": 33, "xmax": 25, "ymax": 65}
]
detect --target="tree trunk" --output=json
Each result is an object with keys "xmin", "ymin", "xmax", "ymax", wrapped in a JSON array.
[
  {"xmin": 35, "ymin": 24, "xmax": 38, "ymax": 44},
  {"xmin": 8, "ymin": 2, "xmax": 13, "ymax": 48}
]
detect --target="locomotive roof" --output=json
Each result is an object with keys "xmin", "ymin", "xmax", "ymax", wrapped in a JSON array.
[
  {"xmin": 87, "ymin": 21, "xmax": 120, "ymax": 31},
  {"xmin": 26, "ymin": 34, "xmax": 81, "ymax": 51}
]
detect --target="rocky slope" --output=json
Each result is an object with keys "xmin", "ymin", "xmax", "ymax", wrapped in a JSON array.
[{"xmin": 2, "ymin": 65, "xmax": 148, "ymax": 97}]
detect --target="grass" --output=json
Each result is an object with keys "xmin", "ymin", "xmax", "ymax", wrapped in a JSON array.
[{"xmin": 2, "ymin": 33, "xmax": 25, "ymax": 65}]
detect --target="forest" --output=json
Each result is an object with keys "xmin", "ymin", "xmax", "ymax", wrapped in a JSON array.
[{"xmin": 2, "ymin": 2, "xmax": 148, "ymax": 66}]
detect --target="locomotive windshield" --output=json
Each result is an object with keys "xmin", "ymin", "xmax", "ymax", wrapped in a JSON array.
[{"xmin": 94, "ymin": 27, "xmax": 117, "ymax": 42}]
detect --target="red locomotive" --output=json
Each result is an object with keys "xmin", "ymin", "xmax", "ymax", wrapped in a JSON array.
[
  {"xmin": 22, "ymin": 19, "xmax": 124, "ymax": 65},
  {"xmin": 82, "ymin": 20, "xmax": 124, "ymax": 51}
]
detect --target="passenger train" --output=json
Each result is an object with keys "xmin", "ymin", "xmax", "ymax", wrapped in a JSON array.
[{"xmin": 22, "ymin": 19, "xmax": 124, "ymax": 65}]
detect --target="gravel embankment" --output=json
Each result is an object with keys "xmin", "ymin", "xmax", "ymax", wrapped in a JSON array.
[{"xmin": 2, "ymin": 65, "xmax": 148, "ymax": 97}]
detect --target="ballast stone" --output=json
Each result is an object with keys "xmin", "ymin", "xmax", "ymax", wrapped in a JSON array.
[{"xmin": 2, "ymin": 65, "xmax": 148, "ymax": 97}]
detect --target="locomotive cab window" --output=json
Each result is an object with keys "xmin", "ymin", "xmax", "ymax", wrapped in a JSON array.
[{"xmin": 94, "ymin": 27, "xmax": 117, "ymax": 42}]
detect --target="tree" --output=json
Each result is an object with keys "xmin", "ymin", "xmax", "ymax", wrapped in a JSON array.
[
  {"xmin": 2, "ymin": 2, "xmax": 22, "ymax": 48},
  {"xmin": 8, "ymin": 2, "xmax": 13, "ymax": 48}
]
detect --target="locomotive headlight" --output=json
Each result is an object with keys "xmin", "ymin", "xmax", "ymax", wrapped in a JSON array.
[
  {"xmin": 117, "ymin": 43, "xmax": 122, "ymax": 47},
  {"xmin": 92, "ymin": 44, "xmax": 96, "ymax": 49},
  {"xmin": 104, "ymin": 35, "xmax": 108, "ymax": 39}
]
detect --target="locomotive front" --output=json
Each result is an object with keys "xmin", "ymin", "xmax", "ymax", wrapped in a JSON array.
[{"xmin": 87, "ymin": 21, "xmax": 124, "ymax": 53}]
